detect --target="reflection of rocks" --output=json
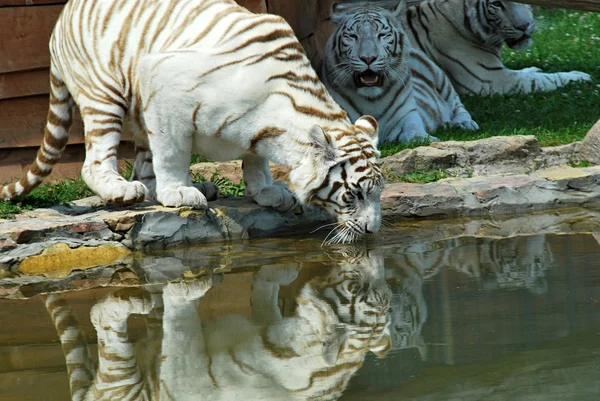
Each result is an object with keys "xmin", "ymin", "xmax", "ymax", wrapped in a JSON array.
[
  {"xmin": 3, "ymin": 208, "xmax": 600, "ymax": 299},
  {"xmin": 45, "ymin": 251, "xmax": 392, "ymax": 400}
]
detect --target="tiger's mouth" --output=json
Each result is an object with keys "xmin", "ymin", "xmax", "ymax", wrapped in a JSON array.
[
  {"xmin": 506, "ymin": 34, "xmax": 532, "ymax": 49},
  {"xmin": 354, "ymin": 70, "xmax": 384, "ymax": 88}
]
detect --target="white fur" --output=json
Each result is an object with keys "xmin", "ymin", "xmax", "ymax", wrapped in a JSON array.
[
  {"xmin": 321, "ymin": 0, "xmax": 479, "ymax": 144},
  {"xmin": 405, "ymin": 0, "xmax": 592, "ymax": 95}
]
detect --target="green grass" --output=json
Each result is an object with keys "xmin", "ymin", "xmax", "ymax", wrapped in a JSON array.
[
  {"xmin": 0, "ymin": 178, "xmax": 93, "ymax": 219},
  {"xmin": 380, "ymin": 8, "xmax": 600, "ymax": 158},
  {"xmin": 385, "ymin": 169, "xmax": 459, "ymax": 184}
]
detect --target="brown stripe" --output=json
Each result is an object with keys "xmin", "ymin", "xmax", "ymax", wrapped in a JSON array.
[
  {"xmin": 250, "ymin": 126, "xmax": 286, "ymax": 149},
  {"xmin": 260, "ymin": 327, "xmax": 300, "ymax": 359}
]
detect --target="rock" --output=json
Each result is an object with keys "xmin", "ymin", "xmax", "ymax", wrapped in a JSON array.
[
  {"xmin": 383, "ymin": 147, "xmax": 457, "ymax": 175},
  {"xmin": 431, "ymin": 135, "xmax": 541, "ymax": 166},
  {"xmin": 581, "ymin": 119, "xmax": 600, "ymax": 165},
  {"xmin": 0, "ymin": 238, "xmax": 17, "ymax": 253},
  {"xmin": 381, "ymin": 182, "xmax": 462, "ymax": 218},
  {"xmin": 17, "ymin": 242, "xmax": 131, "ymax": 278},
  {"xmin": 190, "ymin": 161, "xmax": 291, "ymax": 185}
]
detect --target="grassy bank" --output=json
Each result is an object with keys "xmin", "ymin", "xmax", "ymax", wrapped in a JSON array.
[{"xmin": 380, "ymin": 8, "xmax": 600, "ymax": 157}]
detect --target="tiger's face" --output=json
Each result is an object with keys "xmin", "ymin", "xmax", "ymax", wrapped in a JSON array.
[
  {"xmin": 327, "ymin": 1, "xmax": 409, "ymax": 101},
  {"xmin": 296, "ymin": 117, "xmax": 384, "ymax": 244},
  {"xmin": 313, "ymin": 249, "xmax": 392, "ymax": 359},
  {"xmin": 476, "ymin": 0, "xmax": 535, "ymax": 50}
]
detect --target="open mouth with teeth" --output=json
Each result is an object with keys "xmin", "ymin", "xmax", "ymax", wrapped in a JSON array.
[
  {"xmin": 506, "ymin": 34, "xmax": 531, "ymax": 49},
  {"xmin": 354, "ymin": 70, "xmax": 384, "ymax": 88}
]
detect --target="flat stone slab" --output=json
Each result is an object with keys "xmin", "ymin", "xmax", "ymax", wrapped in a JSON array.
[{"xmin": 1, "ymin": 165, "xmax": 600, "ymax": 283}]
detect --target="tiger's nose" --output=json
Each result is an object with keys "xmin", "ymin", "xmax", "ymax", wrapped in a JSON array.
[
  {"xmin": 365, "ymin": 224, "xmax": 373, "ymax": 234},
  {"xmin": 516, "ymin": 23, "xmax": 530, "ymax": 32},
  {"xmin": 360, "ymin": 56, "xmax": 377, "ymax": 65}
]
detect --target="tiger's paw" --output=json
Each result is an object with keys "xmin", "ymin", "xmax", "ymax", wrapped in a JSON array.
[
  {"xmin": 561, "ymin": 71, "xmax": 592, "ymax": 83},
  {"xmin": 252, "ymin": 181, "xmax": 297, "ymax": 212},
  {"xmin": 103, "ymin": 181, "xmax": 148, "ymax": 206},
  {"xmin": 164, "ymin": 277, "xmax": 212, "ymax": 303},
  {"xmin": 91, "ymin": 289, "xmax": 153, "ymax": 328},
  {"xmin": 451, "ymin": 114, "xmax": 479, "ymax": 131},
  {"xmin": 193, "ymin": 181, "xmax": 220, "ymax": 202},
  {"xmin": 157, "ymin": 186, "xmax": 208, "ymax": 209}
]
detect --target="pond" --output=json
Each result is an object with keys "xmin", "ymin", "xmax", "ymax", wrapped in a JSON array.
[{"xmin": 1, "ymin": 229, "xmax": 599, "ymax": 400}]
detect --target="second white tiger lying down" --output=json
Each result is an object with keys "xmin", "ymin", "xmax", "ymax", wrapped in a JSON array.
[
  {"xmin": 0, "ymin": 0, "xmax": 384, "ymax": 241},
  {"xmin": 405, "ymin": 0, "xmax": 591, "ymax": 95},
  {"xmin": 321, "ymin": 0, "xmax": 479, "ymax": 144}
]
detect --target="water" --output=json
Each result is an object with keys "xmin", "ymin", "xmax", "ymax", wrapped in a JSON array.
[{"xmin": 1, "ymin": 231, "xmax": 599, "ymax": 400}]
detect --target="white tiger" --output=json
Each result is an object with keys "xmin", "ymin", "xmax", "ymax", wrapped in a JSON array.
[
  {"xmin": 404, "ymin": 0, "xmax": 592, "ymax": 95},
  {"xmin": 0, "ymin": 0, "xmax": 384, "ymax": 241},
  {"xmin": 321, "ymin": 0, "xmax": 479, "ymax": 144},
  {"xmin": 44, "ymin": 252, "xmax": 392, "ymax": 401}
]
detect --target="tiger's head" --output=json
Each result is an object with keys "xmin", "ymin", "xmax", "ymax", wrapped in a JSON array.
[
  {"xmin": 305, "ymin": 249, "xmax": 392, "ymax": 362},
  {"xmin": 292, "ymin": 116, "xmax": 384, "ymax": 244},
  {"xmin": 466, "ymin": 0, "xmax": 535, "ymax": 50},
  {"xmin": 323, "ymin": 0, "xmax": 410, "ymax": 101}
]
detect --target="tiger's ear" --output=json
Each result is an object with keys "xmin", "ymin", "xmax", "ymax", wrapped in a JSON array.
[
  {"xmin": 390, "ymin": 0, "xmax": 407, "ymax": 18},
  {"xmin": 355, "ymin": 115, "xmax": 379, "ymax": 143},
  {"xmin": 330, "ymin": 1, "xmax": 350, "ymax": 24},
  {"xmin": 309, "ymin": 125, "xmax": 337, "ymax": 166}
]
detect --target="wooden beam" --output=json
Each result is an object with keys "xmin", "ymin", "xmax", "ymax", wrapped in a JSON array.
[
  {"xmin": 0, "ymin": 0, "xmax": 66, "ymax": 6},
  {"xmin": 511, "ymin": 0, "xmax": 600, "ymax": 12},
  {"xmin": 0, "ymin": 69, "xmax": 49, "ymax": 100},
  {"xmin": 0, "ymin": 6, "xmax": 62, "ymax": 74}
]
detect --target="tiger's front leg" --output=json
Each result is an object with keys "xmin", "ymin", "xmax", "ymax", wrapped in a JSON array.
[{"xmin": 242, "ymin": 153, "xmax": 297, "ymax": 212}]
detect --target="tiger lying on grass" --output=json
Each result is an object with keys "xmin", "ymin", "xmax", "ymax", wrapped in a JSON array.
[
  {"xmin": 404, "ymin": 0, "xmax": 592, "ymax": 95},
  {"xmin": 321, "ymin": 0, "xmax": 479, "ymax": 144},
  {"xmin": 0, "ymin": 0, "xmax": 384, "ymax": 241}
]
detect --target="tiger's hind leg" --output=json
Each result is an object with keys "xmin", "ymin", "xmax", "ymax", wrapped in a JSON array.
[
  {"xmin": 79, "ymin": 101, "xmax": 148, "ymax": 205},
  {"xmin": 131, "ymin": 147, "xmax": 219, "ymax": 202},
  {"xmin": 89, "ymin": 288, "xmax": 153, "ymax": 398},
  {"xmin": 242, "ymin": 153, "xmax": 297, "ymax": 212}
]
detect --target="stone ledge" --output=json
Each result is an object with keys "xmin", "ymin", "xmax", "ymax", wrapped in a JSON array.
[{"xmin": 1, "ymin": 165, "xmax": 600, "ymax": 280}]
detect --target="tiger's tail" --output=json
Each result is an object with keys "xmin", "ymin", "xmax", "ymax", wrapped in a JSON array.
[
  {"xmin": 44, "ymin": 294, "xmax": 95, "ymax": 401},
  {"xmin": 1, "ymin": 65, "xmax": 74, "ymax": 200}
]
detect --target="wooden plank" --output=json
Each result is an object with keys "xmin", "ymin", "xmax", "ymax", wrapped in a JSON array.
[
  {"xmin": 267, "ymin": 0, "xmax": 318, "ymax": 40},
  {"xmin": 0, "ymin": 6, "xmax": 62, "ymax": 74},
  {"xmin": 235, "ymin": 0, "xmax": 267, "ymax": 13},
  {"xmin": 0, "ymin": 142, "xmax": 136, "ymax": 183},
  {"xmin": 512, "ymin": 0, "xmax": 600, "ymax": 11},
  {"xmin": 0, "ymin": 95, "xmax": 84, "ymax": 149},
  {"xmin": 0, "ymin": 68, "xmax": 49, "ymax": 100},
  {"xmin": 0, "ymin": 0, "xmax": 66, "ymax": 6}
]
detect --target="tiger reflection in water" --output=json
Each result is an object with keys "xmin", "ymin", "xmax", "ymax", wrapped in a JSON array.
[{"xmin": 45, "ymin": 250, "xmax": 393, "ymax": 401}]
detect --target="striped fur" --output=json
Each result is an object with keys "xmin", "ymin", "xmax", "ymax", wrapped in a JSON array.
[
  {"xmin": 320, "ymin": 0, "xmax": 479, "ymax": 144},
  {"xmin": 0, "ymin": 0, "xmax": 383, "ymax": 240},
  {"xmin": 405, "ymin": 0, "xmax": 591, "ymax": 94},
  {"xmin": 46, "ymin": 254, "xmax": 391, "ymax": 401}
]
